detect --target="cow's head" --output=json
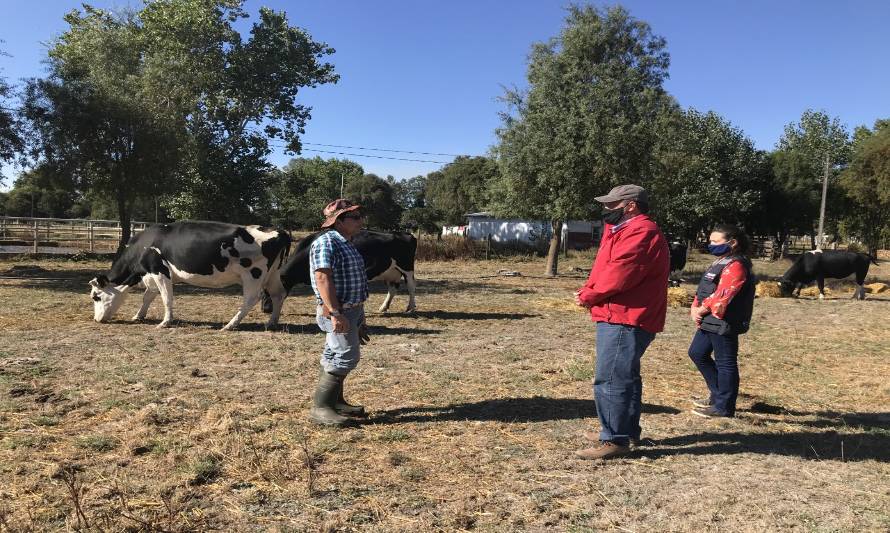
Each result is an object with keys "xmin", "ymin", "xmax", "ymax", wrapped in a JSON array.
[
  {"xmin": 777, "ymin": 279, "xmax": 795, "ymax": 297},
  {"xmin": 89, "ymin": 275, "xmax": 127, "ymax": 322}
]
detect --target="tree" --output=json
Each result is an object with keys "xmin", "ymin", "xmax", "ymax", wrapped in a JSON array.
[
  {"xmin": 2, "ymin": 166, "xmax": 83, "ymax": 218},
  {"xmin": 391, "ymin": 175, "xmax": 442, "ymax": 234},
  {"xmin": 0, "ymin": 44, "xmax": 22, "ymax": 169},
  {"xmin": 21, "ymin": 6, "xmax": 183, "ymax": 252},
  {"xmin": 263, "ymin": 157, "xmax": 363, "ymax": 229},
  {"xmin": 839, "ymin": 119, "xmax": 890, "ymax": 253},
  {"xmin": 494, "ymin": 5, "xmax": 672, "ymax": 275},
  {"xmin": 22, "ymin": 1, "xmax": 338, "ymax": 251},
  {"xmin": 650, "ymin": 108, "xmax": 764, "ymax": 241},
  {"xmin": 775, "ymin": 109, "xmax": 850, "ymax": 248},
  {"xmin": 344, "ymin": 174, "xmax": 402, "ymax": 230},
  {"xmin": 425, "ymin": 156, "xmax": 499, "ymax": 226}
]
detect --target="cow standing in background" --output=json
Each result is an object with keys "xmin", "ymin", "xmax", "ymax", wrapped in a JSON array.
[
  {"xmin": 263, "ymin": 229, "xmax": 417, "ymax": 315},
  {"xmin": 668, "ymin": 240, "xmax": 688, "ymax": 287},
  {"xmin": 778, "ymin": 249, "xmax": 876, "ymax": 300},
  {"xmin": 89, "ymin": 221, "xmax": 291, "ymax": 330}
]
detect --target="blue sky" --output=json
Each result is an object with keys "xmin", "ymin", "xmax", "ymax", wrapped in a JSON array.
[{"xmin": 2, "ymin": 1, "xmax": 889, "ymax": 188}]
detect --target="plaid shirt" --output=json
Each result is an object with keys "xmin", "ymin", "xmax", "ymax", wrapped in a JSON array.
[{"xmin": 310, "ymin": 230, "xmax": 368, "ymax": 306}]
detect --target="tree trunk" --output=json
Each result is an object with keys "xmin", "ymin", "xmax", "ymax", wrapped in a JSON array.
[
  {"xmin": 816, "ymin": 152, "xmax": 830, "ymax": 249},
  {"xmin": 116, "ymin": 192, "xmax": 131, "ymax": 258},
  {"xmin": 544, "ymin": 219, "xmax": 563, "ymax": 277}
]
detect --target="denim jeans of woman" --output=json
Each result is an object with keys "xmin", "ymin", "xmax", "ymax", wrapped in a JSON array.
[{"xmin": 687, "ymin": 329, "xmax": 739, "ymax": 416}]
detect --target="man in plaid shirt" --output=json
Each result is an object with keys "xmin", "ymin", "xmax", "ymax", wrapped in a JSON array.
[{"xmin": 309, "ymin": 199, "xmax": 370, "ymax": 426}]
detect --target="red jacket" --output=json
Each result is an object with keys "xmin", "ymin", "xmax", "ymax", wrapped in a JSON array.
[{"xmin": 577, "ymin": 215, "xmax": 670, "ymax": 334}]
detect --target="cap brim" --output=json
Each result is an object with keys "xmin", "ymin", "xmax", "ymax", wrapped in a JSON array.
[{"xmin": 594, "ymin": 194, "xmax": 621, "ymax": 203}]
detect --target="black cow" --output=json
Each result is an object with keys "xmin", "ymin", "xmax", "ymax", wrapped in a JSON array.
[
  {"xmin": 668, "ymin": 240, "xmax": 688, "ymax": 286},
  {"xmin": 264, "ymin": 229, "xmax": 417, "ymax": 314},
  {"xmin": 89, "ymin": 221, "xmax": 291, "ymax": 329},
  {"xmin": 779, "ymin": 249, "xmax": 876, "ymax": 300}
]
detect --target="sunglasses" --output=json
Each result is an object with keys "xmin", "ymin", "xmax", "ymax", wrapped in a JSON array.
[{"xmin": 342, "ymin": 213, "xmax": 364, "ymax": 220}]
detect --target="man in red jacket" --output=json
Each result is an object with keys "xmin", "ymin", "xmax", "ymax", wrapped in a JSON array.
[{"xmin": 574, "ymin": 184, "xmax": 670, "ymax": 460}]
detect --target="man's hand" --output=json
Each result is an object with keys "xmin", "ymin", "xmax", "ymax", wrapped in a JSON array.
[
  {"xmin": 574, "ymin": 289, "xmax": 592, "ymax": 308},
  {"xmin": 358, "ymin": 320, "xmax": 370, "ymax": 345},
  {"xmin": 331, "ymin": 314, "xmax": 349, "ymax": 334}
]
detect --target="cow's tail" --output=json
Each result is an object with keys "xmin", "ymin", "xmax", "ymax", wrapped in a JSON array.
[
  {"xmin": 869, "ymin": 253, "xmax": 879, "ymax": 265},
  {"xmin": 277, "ymin": 231, "xmax": 292, "ymax": 269}
]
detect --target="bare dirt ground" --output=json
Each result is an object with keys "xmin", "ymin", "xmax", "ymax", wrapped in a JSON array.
[{"xmin": 1, "ymin": 252, "xmax": 888, "ymax": 532}]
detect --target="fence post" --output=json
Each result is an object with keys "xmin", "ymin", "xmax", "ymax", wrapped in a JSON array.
[
  {"xmin": 88, "ymin": 221, "xmax": 94, "ymax": 252},
  {"xmin": 32, "ymin": 220, "xmax": 39, "ymax": 253},
  {"xmin": 486, "ymin": 234, "xmax": 492, "ymax": 260}
]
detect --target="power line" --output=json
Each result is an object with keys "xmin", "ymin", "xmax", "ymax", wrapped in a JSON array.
[
  {"xmin": 302, "ymin": 142, "xmax": 465, "ymax": 158},
  {"xmin": 300, "ymin": 148, "xmax": 449, "ymax": 164}
]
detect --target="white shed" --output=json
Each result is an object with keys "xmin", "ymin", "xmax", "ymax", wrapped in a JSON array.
[{"xmin": 443, "ymin": 212, "xmax": 601, "ymax": 250}]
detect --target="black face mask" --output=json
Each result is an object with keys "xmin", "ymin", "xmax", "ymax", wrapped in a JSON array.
[{"xmin": 601, "ymin": 206, "xmax": 625, "ymax": 225}]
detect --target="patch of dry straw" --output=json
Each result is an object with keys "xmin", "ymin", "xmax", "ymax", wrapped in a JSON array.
[
  {"xmin": 667, "ymin": 287, "xmax": 693, "ymax": 308},
  {"xmin": 755, "ymin": 281, "xmax": 784, "ymax": 298}
]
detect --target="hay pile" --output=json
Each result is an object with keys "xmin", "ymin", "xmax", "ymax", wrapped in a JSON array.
[
  {"xmin": 539, "ymin": 297, "xmax": 585, "ymax": 313},
  {"xmin": 755, "ymin": 281, "xmax": 784, "ymax": 298},
  {"xmin": 866, "ymin": 282, "xmax": 888, "ymax": 294},
  {"xmin": 799, "ymin": 286, "xmax": 832, "ymax": 297},
  {"xmin": 667, "ymin": 287, "xmax": 693, "ymax": 308}
]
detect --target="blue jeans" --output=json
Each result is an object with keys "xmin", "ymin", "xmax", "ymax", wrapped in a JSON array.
[
  {"xmin": 316, "ymin": 305, "xmax": 365, "ymax": 375},
  {"xmin": 687, "ymin": 329, "xmax": 739, "ymax": 416},
  {"xmin": 593, "ymin": 322, "xmax": 656, "ymax": 445}
]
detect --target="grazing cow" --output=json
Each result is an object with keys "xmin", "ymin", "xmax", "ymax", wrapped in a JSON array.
[
  {"xmin": 89, "ymin": 221, "xmax": 291, "ymax": 330},
  {"xmin": 263, "ymin": 229, "xmax": 417, "ymax": 314},
  {"xmin": 778, "ymin": 249, "xmax": 877, "ymax": 300},
  {"xmin": 668, "ymin": 240, "xmax": 688, "ymax": 287}
]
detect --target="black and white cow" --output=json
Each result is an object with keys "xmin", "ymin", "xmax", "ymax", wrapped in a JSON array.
[
  {"xmin": 263, "ymin": 229, "xmax": 417, "ymax": 314},
  {"xmin": 778, "ymin": 249, "xmax": 877, "ymax": 300},
  {"xmin": 89, "ymin": 221, "xmax": 291, "ymax": 330},
  {"xmin": 668, "ymin": 240, "xmax": 688, "ymax": 287}
]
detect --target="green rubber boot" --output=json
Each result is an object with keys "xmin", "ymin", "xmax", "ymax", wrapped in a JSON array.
[
  {"xmin": 309, "ymin": 371, "xmax": 349, "ymax": 426},
  {"xmin": 335, "ymin": 375, "xmax": 366, "ymax": 417}
]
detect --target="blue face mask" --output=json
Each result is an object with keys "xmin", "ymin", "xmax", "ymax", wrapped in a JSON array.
[{"xmin": 708, "ymin": 243, "xmax": 732, "ymax": 256}]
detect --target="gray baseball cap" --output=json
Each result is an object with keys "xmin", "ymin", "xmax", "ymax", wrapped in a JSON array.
[{"xmin": 594, "ymin": 184, "xmax": 649, "ymax": 204}]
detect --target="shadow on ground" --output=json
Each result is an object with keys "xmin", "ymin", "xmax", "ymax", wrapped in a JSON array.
[
  {"xmin": 391, "ymin": 310, "xmax": 538, "ymax": 320},
  {"xmin": 368, "ymin": 396, "xmax": 680, "ymax": 424},
  {"xmin": 643, "ymin": 429, "xmax": 889, "ymax": 462}
]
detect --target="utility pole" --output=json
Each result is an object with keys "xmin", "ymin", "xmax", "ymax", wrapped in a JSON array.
[
  {"xmin": 816, "ymin": 152, "xmax": 830, "ymax": 249},
  {"xmin": 340, "ymin": 171, "xmax": 344, "ymax": 197}
]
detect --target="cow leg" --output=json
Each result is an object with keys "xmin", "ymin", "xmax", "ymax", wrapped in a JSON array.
[
  {"xmin": 404, "ymin": 270, "xmax": 417, "ymax": 312},
  {"xmin": 133, "ymin": 280, "xmax": 159, "ymax": 321},
  {"xmin": 263, "ymin": 275, "xmax": 287, "ymax": 330},
  {"xmin": 378, "ymin": 282, "xmax": 397, "ymax": 313},
  {"xmin": 153, "ymin": 274, "xmax": 175, "ymax": 328},
  {"xmin": 854, "ymin": 284, "xmax": 865, "ymax": 300},
  {"xmin": 817, "ymin": 276, "xmax": 825, "ymax": 300},
  {"xmin": 222, "ymin": 277, "xmax": 262, "ymax": 331}
]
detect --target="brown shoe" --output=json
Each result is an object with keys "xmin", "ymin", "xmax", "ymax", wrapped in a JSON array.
[
  {"xmin": 575, "ymin": 441, "xmax": 631, "ymax": 460},
  {"xmin": 581, "ymin": 431, "xmax": 641, "ymax": 448}
]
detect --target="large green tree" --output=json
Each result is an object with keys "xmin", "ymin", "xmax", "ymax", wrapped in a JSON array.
[
  {"xmin": 0, "ymin": 46, "xmax": 22, "ymax": 168},
  {"xmin": 344, "ymin": 174, "xmax": 402, "ymax": 230},
  {"xmin": 494, "ymin": 4, "xmax": 672, "ymax": 275},
  {"xmin": 263, "ymin": 157, "xmax": 363, "ymax": 229},
  {"xmin": 424, "ymin": 156, "xmax": 499, "ymax": 226},
  {"xmin": 839, "ymin": 119, "xmax": 890, "ymax": 253},
  {"xmin": 650, "ymin": 108, "xmax": 765, "ymax": 241},
  {"xmin": 22, "ymin": 1, "xmax": 337, "ymax": 250},
  {"xmin": 774, "ymin": 109, "xmax": 850, "ymax": 248}
]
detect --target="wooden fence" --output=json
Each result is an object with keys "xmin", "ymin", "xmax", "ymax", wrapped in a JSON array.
[{"xmin": 0, "ymin": 216, "xmax": 151, "ymax": 253}]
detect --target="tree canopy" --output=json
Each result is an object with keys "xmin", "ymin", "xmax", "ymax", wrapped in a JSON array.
[{"xmin": 494, "ymin": 4, "xmax": 673, "ymax": 273}]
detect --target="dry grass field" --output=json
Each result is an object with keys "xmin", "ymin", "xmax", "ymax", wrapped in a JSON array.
[{"xmin": 1, "ymin": 251, "xmax": 888, "ymax": 532}]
